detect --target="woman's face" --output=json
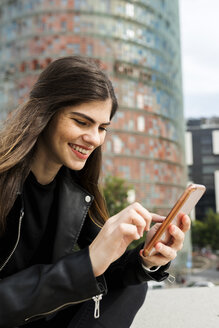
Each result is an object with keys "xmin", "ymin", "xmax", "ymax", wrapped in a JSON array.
[{"xmin": 38, "ymin": 99, "xmax": 112, "ymax": 172}]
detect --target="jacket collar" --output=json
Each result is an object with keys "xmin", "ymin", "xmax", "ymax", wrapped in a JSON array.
[{"xmin": 51, "ymin": 168, "xmax": 94, "ymax": 261}]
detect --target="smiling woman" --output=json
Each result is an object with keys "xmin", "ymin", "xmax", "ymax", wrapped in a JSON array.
[
  {"xmin": 32, "ymin": 99, "xmax": 112, "ymax": 183},
  {"xmin": 0, "ymin": 56, "xmax": 190, "ymax": 328}
]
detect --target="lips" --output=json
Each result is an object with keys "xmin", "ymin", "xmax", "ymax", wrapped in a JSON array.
[
  {"xmin": 69, "ymin": 144, "xmax": 90, "ymax": 155},
  {"xmin": 68, "ymin": 143, "xmax": 93, "ymax": 160}
]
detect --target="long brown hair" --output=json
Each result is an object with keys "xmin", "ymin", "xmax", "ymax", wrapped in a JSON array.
[{"xmin": 0, "ymin": 56, "xmax": 118, "ymax": 233}]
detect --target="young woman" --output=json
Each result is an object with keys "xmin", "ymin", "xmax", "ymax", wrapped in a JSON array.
[{"xmin": 0, "ymin": 56, "xmax": 190, "ymax": 328}]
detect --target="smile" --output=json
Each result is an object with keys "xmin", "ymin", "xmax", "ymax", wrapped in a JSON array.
[{"xmin": 69, "ymin": 144, "xmax": 90, "ymax": 155}]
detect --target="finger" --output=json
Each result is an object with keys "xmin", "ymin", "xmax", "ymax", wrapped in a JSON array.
[
  {"xmin": 127, "ymin": 209, "xmax": 147, "ymax": 236},
  {"xmin": 145, "ymin": 256, "xmax": 168, "ymax": 267},
  {"xmin": 119, "ymin": 222, "xmax": 141, "ymax": 240},
  {"xmin": 178, "ymin": 213, "xmax": 191, "ymax": 232},
  {"xmin": 141, "ymin": 250, "xmax": 171, "ymax": 268},
  {"xmin": 168, "ymin": 225, "xmax": 185, "ymax": 251},
  {"xmin": 155, "ymin": 242, "xmax": 177, "ymax": 261},
  {"xmin": 151, "ymin": 213, "xmax": 166, "ymax": 223},
  {"xmin": 110, "ymin": 203, "xmax": 151, "ymax": 233},
  {"xmin": 131, "ymin": 202, "xmax": 152, "ymax": 231}
]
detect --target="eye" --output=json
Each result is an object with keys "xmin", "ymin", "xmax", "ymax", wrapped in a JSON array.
[
  {"xmin": 99, "ymin": 126, "xmax": 108, "ymax": 132},
  {"xmin": 73, "ymin": 119, "xmax": 87, "ymax": 126}
]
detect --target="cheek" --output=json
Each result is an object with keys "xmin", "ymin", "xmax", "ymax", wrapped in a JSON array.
[
  {"xmin": 55, "ymin": 122, "xmax": 75, "ymax": 143},
  {"xmin": 100, "ymin": 132, "xmax": 107, "ymax": 145}
]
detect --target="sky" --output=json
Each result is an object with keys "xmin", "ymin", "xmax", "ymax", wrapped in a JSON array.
[{"xmin": 179, "ymin": 0, "xmax": 219, "ymax": 118}]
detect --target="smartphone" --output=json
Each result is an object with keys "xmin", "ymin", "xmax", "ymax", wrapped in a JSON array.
[{"xmin": 143, "ymin": 184, "xmax": 206, "ymax": 257}]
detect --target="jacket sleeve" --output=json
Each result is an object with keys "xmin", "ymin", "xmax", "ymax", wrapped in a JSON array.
[
  {"xmin": 104, "ymin": 243, "xmax": 170, "ymax": 289},
  {"xmin": 0, "ymin": 247, "xmax": 106, "ymax": 328},
  {"xmin": 79, "ymin": 217, "xmax": 170, "ymax": 290}
]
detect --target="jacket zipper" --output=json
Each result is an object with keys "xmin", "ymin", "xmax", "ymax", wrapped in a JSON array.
[
  {"xmin": 167, "ymin": 274, "xmax": 175, "ymax": 283},
  {"xmin": 0, "ymin": 209, "xmax": 24, "ymax": 272},
  {"xmin": 93, "ymin": 294, "xmax": 102, "ymax": 318},
  {"xmin": 25, "ymin": 293, "xmax": 103, "ymax": 322}
]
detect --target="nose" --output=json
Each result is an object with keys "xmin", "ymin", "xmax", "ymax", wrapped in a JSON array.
[{"xmin": 82, "ymin": 127, "xmax": 102, "ymax": 148}]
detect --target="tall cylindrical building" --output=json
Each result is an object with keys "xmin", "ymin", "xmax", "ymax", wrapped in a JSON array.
[{"xmin": 0, "ymin": 0, "xmax": 187, "ymax": 214}]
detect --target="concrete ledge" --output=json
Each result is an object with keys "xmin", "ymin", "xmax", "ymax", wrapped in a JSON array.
[{"xmin": 131, "ymin": 286, "xmax": 219, "ymax": 328}]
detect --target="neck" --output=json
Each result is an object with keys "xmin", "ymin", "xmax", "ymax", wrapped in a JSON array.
[
  {"xmin": 30, "ymin": 164, "xmax": 60, "ymax": 185},
  {"xmin": 30, "ymin": 142, "xmax": 62, "ymax": 185}
]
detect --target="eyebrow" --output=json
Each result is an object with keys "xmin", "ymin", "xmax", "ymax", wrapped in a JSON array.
[{"xmin": 70, "ymin": 112, "xmax": 111, "ymax": 126}]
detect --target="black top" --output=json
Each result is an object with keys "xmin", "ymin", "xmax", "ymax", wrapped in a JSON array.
[
  {"xmin": 0, "ymin": 171, "xmax": 59, "ymax": 275},
  {"xmin": 20, "ymin": 171, "xmax": 59, "ymax": 266}
]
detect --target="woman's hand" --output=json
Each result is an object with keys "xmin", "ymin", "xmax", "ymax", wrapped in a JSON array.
[
  {"xmin": 89, "ymin": 202, "xmax": 156, "ymax": 277},
  {"xmin": 141, "ymin": 213, "xmax": 191, "ymax": 268}
]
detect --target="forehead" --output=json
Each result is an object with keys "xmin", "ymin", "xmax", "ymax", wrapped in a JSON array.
[{"xmin": 62, "ymin": 99, "xmax": 112, "ymax": 122}]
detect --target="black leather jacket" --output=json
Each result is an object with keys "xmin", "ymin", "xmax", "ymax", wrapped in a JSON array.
[{"xmin": 0, "ymin": 169, "xmax": 169, "ymax": 328}]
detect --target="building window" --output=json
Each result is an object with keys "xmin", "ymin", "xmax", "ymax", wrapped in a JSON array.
[
  {"xmin": 20, "ymin": 62, "xmax": 26, "ymax": 72},
  {"xmin": 202, "ymin": 156, "xmax": 219, "ymax": 164},
  {"xmin": 128, "ymin": 120, "xmax": 134, "ymax": 130},
  {"xmin": 67, "ymin": 43, "xmax": 73, "ymax": 49},
  {"xmin": 61, "ymin": 20, "xmax": 67, "ymax": 30},
  {"xmin": 129, "ymin": 136, "xmax": 135, "ymax": 143},
  {"xmin": 137, "ymin": 94, "xmax": 144, "ymax": 109},
  {"xmin": 74, "ymin": 26, "xmax": 80, "ymax": 33},
  {"xmin": 126, "ymin": 3, "xmax": 134, "ymax": 17},
  {"xmin": 214, "ymin": 171, "xmax": 219, "ymax": 212},
  {"xmin": 185, "ymin": 131, "xmax": 193, "ymax": 165},
  {"xmin": 200, "ymin": 135, "xmax": 211, "ymax": 145},
  {"xmin": 203, "ymin": 165, "xmax": 219, "ymax": 174},
  {"xmin": 201, "ymin": 144, "xmax": 212, "ymax": 155},
  {"xmin": 61, "ymin": 0, "xmax": 68, "ymax": 6},
  {"xmin": 126, "ymin": 29, "xmax": 135, "ymax": 39},
  {"xmin": 45, "ymin": 58, "xmax": 52, "ymax": 66},
  {"xmin": 106, "ymin": 140, "xmax": 112, "ymax": 152},
  {"xmin": 137, "ymin": 116, "xmax": 145, "ymax": 132},
  {"xmin": 86, "ymin": 44, "xmax": 93, "ymax": 56},
  {"xmin": 119, "ymin": 166, "xmax": 130, "ymax": 179},
  {"xmin": 212, "ymin": 130, "xmax": 219, "ymax": 154},
  {"xmin": 74, "ymin": 15, "xmax": 80, "ymax": 23},
  {"xmin": 32, "ymin": 59, "xmax": 40, "ymax": 70},
  {"xmin": 74, "ymin": 0, "xmax": 81, "ymax": 10},
  {"xmin": 113, "ymin": 136, "xmax": 122, "ymax": 153},
  {"xmin": 73, "ymin": 43, "xmax": 80, "ymax": 54}
]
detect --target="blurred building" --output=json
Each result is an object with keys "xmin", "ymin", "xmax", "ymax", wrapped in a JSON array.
[
  {"xmin": 186, "ymin": 117, "xmax": 219, "ymax": 221},
  {"xmin": 0, "ymin": 0, "xmax": 187, "ymax": 214}
]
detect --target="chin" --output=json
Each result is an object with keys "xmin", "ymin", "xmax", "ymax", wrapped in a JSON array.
[{"xmin": 66, "ymin": 162, "xmax": 86, "ymax": 171}]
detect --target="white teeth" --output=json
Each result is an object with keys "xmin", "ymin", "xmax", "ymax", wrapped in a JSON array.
[{"xmin": 71, "ymin": 144, "xmax": 89, "ymax": 155}]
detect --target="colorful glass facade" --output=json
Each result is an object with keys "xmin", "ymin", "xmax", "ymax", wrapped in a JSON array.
[{"xmin": 0, "ymin": 0, "xmax": 187, "ymax": 214}]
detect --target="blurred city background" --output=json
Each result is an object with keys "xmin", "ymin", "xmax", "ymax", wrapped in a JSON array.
[{"xmin": 0, "ymin": 0, "xmax": 218, "ymax": 291}]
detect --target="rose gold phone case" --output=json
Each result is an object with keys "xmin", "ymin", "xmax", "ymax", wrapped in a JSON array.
[{"xmin": 143, "ymin": 184, "xmax": 206, "ymax": 257}]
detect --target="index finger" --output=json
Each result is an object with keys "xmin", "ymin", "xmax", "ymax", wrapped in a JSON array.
[
  {"xmin": 131, "ymin": 202, "xmax": 152, "ymax": 230},
  {"xmin": 151, "ymin": 213, "xmax": 166, "ymax": 223}
]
